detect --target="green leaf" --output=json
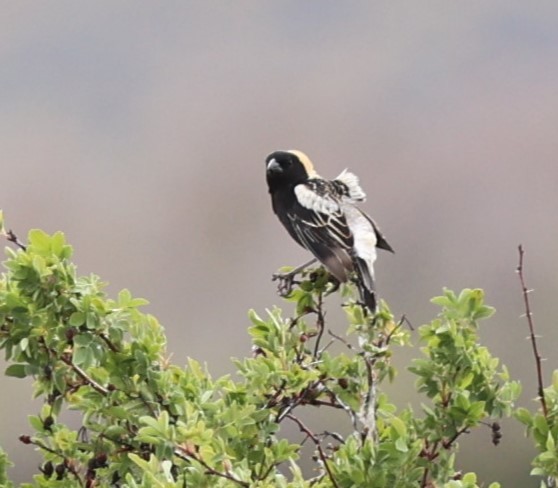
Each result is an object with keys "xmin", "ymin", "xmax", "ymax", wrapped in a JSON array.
[
  {"xmin": 474, "ymin": 305, "xmax": 495, "ymax": 320},
  {"xmin": 118, "ymin": 289, "xmax": 132, "ymax": 307},
  {"xmin": 4, "ymin": 364, "xmax": 27, "ymax": 378},
  {"xmin": 515, "ymin": 407, "xmax": 533, "ymax": 426},
  {"xmin": 28, "ymin": 415, "xmax": 44, "ymax": 432},
  {"xmin": 0, "ymin": 447, "xmax": 14, "ymax": 488},
  {"xmin": 51, "ymin": 232, "xmax": 72, "ymax": 259},
  {"xmin": 69, "ymin": 312, "xmax": 86, "ymax": 326},
  {"xmin": 27, "ymin": 229, "xmax": 51, "ymax": 255},
  {"xmin": 395, "ymin": 437, "xmax": 408, "ymax": 452},
  {"xmin": 534, "ymin": 414, "xmax": 549, "ymax": 436},
  {"xmin": 462, "ymin": 472, "xmax": 477, "ymax": 483},
  {"xmin": 431, "ymin": 295, "xmax": 451, "ymax": 308},
  {"xmin": 73, "ymin": 344, "xmax": 94, "ymax": 367},
  {"xmin": 248, "ymin": 309, "xmax": 266, "ymax": 328},
  {"xmin": 19, "ymin": 338, "xmax": 29, "ymax": 352},
  {"xmin": 546, "ymin": 433, "xmax": 556, "ymax": 452},
  {"xmin": 390, "ymin": 417, "xmax": 407, "ymax": 437}
]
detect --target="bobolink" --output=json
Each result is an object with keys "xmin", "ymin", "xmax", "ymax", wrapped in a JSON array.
[{"xmin": 265, "ymin": 149, "xmax": 393, "ymax": 312}]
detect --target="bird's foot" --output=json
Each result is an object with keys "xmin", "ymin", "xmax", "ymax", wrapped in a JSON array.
[
  {"xmin": 324, "ymin": 276, "xmax": 340, "ymax": 296},
  {"xmin": 272, "ymin": 271, "xmax": 299, "ymax": 297},
  {"xmin": 272, "ymin": 258, "xmax": 318, "ymax": 297}
]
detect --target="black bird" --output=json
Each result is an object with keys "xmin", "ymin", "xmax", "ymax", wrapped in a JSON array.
[{"xmin": 265, "ymin": 149, "xmax": 393, "ymax": 312}]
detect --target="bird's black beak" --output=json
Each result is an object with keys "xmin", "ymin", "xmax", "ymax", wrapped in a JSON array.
[{"xmin": 266, "ymin": 158, "xmax": 282, "ymax": 174}]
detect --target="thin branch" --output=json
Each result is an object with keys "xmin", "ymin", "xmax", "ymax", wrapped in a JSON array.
[
  {"xmin": 264, "ymin": 380, "xmax": 287, "ymax": 409},
  {"xmin": 99, "ymin": 332, "xmax": 120, "ymax": 353},
  {"xmin": 276, "ymin": 381, "xmax": 322, "ymax": 423},
  {"xmin": 420, "ymin": 466, "xmax": 429, "ymax": 488},
  {"xmin": 59, "ymin": 355, "xmax": 109, "ymax": 396},
  {"xmin": 23, "ymin": 437, "xmax": 83, "ymax": 486},
  {"xmin": 174, "ymin": 447, "xmax": 249, "ymax": 487},
  {"xmin": 442, "ymin": 426, "xmax": 470, "ymax": 449},
  {"xmin": 400, "ymin": 314, "xmax": 415, "ymax": 332},
  {"xmin": 420, "ymin": 463, "xmax": 430, "ymax": 488},
  {"xmin": 360, "ymin": 357, "xmax": 377, "ymax": 442},
  {"xmin": 317, "ymin": 339, "xmax": 335, "ymax": 355},
  {"xmin": 285, "ymin": 414, "xmax": 340, "ymax": 488},
  {"xmin": 384, "ymin": 314, "xmax": 412, "ymax": 345},
  {"xmin": 308, "ymin": 398, "xmax": 344, "ymax": 410},
  {"xmin": 5, "ymin": 229, "xmax": 27, "ymax": 251},
  {"xmin": 323, "ymin": 385, "xmax": 359, "ymax": 431},
  {"xmin": 276, "ymin": 394, "xmax": 305, "ymax": 423},
  {"xmin": 257, "ymin": 462, "xmax": 277, "ymax": 482},
  {"xmin": 327, "ymin": 329, "xmax": 379, "ymax": 439},
  {"xmin": 135, "ymin": 391, "xmax": 158, "ymax": 417},
  {"xmin": 420, "ymin": 440, "xmax": 439, "ymax": 488},
  {"xmin": 517, "ymin": 245, "xmax": 548, "ymax": 417},
  {"xmin": 313, "ymin": 292, "xmax": 325, "ymax": 358},
  {"xmin": 323, "ymin": 430, "xmax": 345, "ymax": 444},
  {"xmin": 327, "ymin": 329, "xmax": 356, "ymax": 351},
  {"xmin": 41, "ymin": 339, "xmax": 109, "ymax": 396}
]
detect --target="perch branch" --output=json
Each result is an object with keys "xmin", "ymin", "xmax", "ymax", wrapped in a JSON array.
[{"xmin": 517, "ymin": 244, "xmax": 547, "ymax": 417}]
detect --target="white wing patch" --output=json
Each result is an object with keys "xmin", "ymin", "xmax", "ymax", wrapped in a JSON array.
[
  {"xmin": 336, "ymin": 169, "xmax": 366, "ymax": 202},
  {"xmin": 294, "ymin": 184, "xmax": 339, "ymax": 214},
  {"xmin": 342, "ymin": 204, "xmax": 377, "ymax": 272}
]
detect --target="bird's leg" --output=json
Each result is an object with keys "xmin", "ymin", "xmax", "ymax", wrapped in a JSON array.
[
  {"xmin": 272, "ymin": 258, "xmax": 317, "ymax": 296},
  {"xmin": 324, "ymin": 275, "xmax": 340, "ymax": 296}
]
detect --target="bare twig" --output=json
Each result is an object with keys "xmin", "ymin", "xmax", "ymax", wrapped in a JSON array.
[
  {"xmin": 517, "ymin": 245, "xmax": 548, "ymax": 417},
  {"xmin": 59, "ymin": 355, "xmax": 109, "ymax": 396},
  {"xmin": 276, "ymin": 394, "xmax": 305, "ymax": 423},
  {"xmin": 135, "ymin": 391, "xmax": 158, "ymax": 417},
  {"xmin": 420, "ymin": 439, "xmax": 439, "ymax": 488},
  {"xmin": 276, "ymin": 380, "xmax": 322, "ymax": 423},
  {"xmin": 174, "ymin": 447, "xmax": 249, "ymax": 487},
  {"xmin": 286, "ymin": 414, "xmax": 340, "ymax": 488},
  {"xmin": 40, "ymin": 338, "xmax": 109, "ymax": 396},
  {"xmin": 419, "ymin": 425, "xmax": 469, "ymax": 488},
  {"xmin": 398, "ymin": 314, "xmax": 415, "ymax": 332},
  {"xmin": 327, "ymin": 329, "xmax": 356, "ymax": 351},
  {"xmin": 313, "ymin": 292, "xmax": 325, "ymax": 358},
  {"xmin": 22, "ymin": 437, "xmax": 83, "ymax": 486},
  {"xmin": 328, "ymin": 329, "xmax": 380, "ymax": 441},
  {"xmin": 442, "ymin": 426, "xmax": 470, "ymax": 449},
  {"xmin": 420, "ymin": 467, "xmax": 429, "ymax": 488},
  {"xmin": 360, "ymin": 357, "xmax": 377, "ymax": 442},
  {"xmin": 420, "ymin": 460, "xmax": 430, "ymax": 488},
  {"xmin": 5, "ymin": 229, "xmax": 27, "ymax": 251},
  {"xmin": 324, "ymin": 385, "xmax": 359, "ymax": 432},
  {"xmin": 99, "ymin": 333, "xmax": 120, "ymax": 353},
  {"xmin": 384, "ymin": 314, "xmax": 412, "ymax": 346},
  {"xmin": 323, "ymin": 430, "xmax": 345, "ymax": 443},
  {"xmin": 308, "ymin": 398, "xmax": 344, "ymax": 410}
]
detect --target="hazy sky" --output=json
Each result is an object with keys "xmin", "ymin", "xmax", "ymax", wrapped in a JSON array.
[{"xmin": 2, "ymin": 2, "xmax": 558, "ymax": 485}]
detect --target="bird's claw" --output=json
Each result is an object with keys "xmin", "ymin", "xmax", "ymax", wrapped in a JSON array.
[
  {"xmin": 272, "ymin": 271, "xmax": 298, "ymax": 297},
  {"xmin": 324, "ymin": 276, "xmax": 340, "ymax": 296}
]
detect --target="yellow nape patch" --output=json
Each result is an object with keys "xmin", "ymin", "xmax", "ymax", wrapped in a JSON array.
[{"xmin": 287, "ymin": 149, "xmax": 317, "ymax": 177}]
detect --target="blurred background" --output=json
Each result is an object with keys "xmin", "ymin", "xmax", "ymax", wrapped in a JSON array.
[{"xmin": 1, "ymin": 1, "xmax": 558, "ymax": 485}]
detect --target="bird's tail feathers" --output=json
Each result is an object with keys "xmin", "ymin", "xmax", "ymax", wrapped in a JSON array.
[{"xmin": 354, "ymin": 257, "xmax": 377, "ymax": 313}]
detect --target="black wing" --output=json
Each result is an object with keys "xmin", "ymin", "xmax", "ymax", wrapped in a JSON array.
[
  {"xmin": 287, "ymin": 202, "xmax": 354, "ymax": 283},
  {"xmin": 358, "ymin": 210, "xmax": 394, "ymax": 253}
]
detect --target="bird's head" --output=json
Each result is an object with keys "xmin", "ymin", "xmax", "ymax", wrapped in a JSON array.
[{"xmin": 265, "ymin": 150, "xmax": 317, "ymax": 190}]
